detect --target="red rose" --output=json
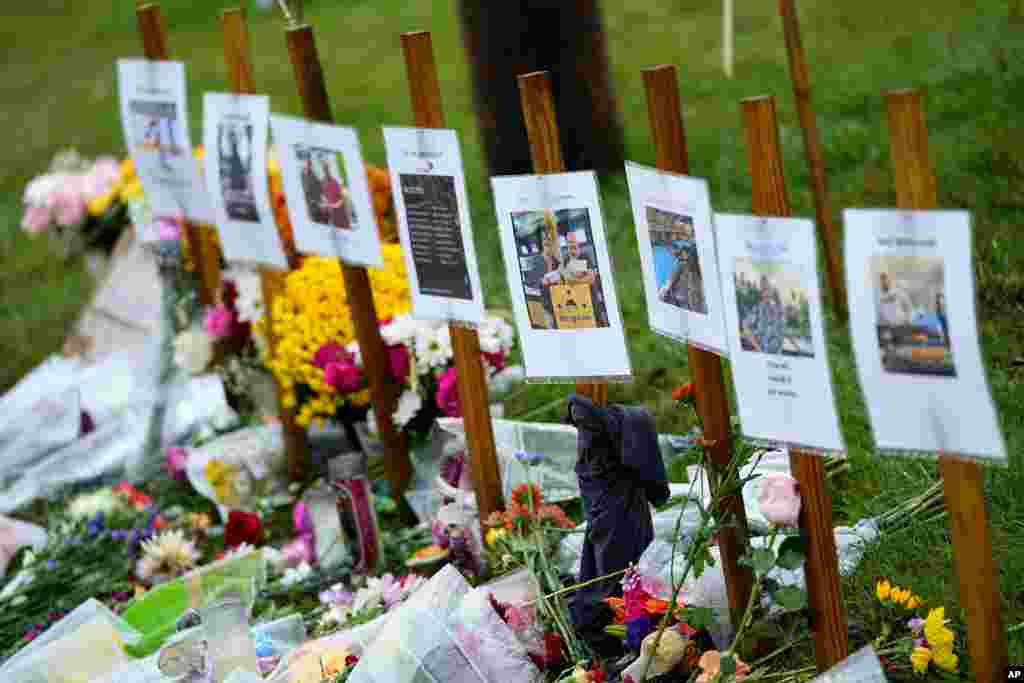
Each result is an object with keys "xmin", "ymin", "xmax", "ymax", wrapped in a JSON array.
[
  {"xmin": 386, "ymin": 344, "xmax": 411, "ymax": 383},
  {"xmin": 672, "ymin": 383, "xmax": 695, "ymax": 402},
  {"xmin": 344, "ymin": 655, "xmax": 359, "ymax": 667},
  {"xmin": 543, "ymin": 631, "xmax": 563, "ymax": 669},
  {"xmin": 224, "ymin": 510, "xmax": 264, "ymax": 548}
]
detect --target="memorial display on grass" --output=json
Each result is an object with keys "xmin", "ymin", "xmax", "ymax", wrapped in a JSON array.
[
  {"xmin": 491, "ymin": 172, "xmax": 631, "ymax": 381},
  {"xmin": 383, "ymin": 127, "xmax": 485, "ymax": 326},
  {"xmin": 203, "ymin": 93, "xmax": 287, "ymax": 269},
  {"xmin": 715, "ymin": 214, "xmax": 844, "ymax": 453},
  {"xmin": 117, "ymin": 60, "xmax": 213, "ymax": 226},
  {"xmin": 843, "ymin": 209, "xmax": 1006, "ymax": 462},
  {"xmin": 625, "ymin": 162, "xmax": 728, "ymax": 355},
  {"xmin": 270, "ymin": 115, "xmax": 383, "ymax": 268}
]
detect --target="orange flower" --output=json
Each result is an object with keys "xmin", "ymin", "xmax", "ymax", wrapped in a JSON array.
[
  {"xmin": 605, "ymin": 597, "xmax": 626, "ymax": 624},
  {"xmin": 511, "ymin": 482, "xmax": 544, "ymax": 510},
  {"xmin": 672, "ymin": 383, "xmax": 695, "ymax": 402}
]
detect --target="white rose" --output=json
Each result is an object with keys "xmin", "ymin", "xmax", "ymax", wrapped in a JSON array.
[{"xmin": 173, "ymin": 329, "xmax": 214, "ymax": 375}]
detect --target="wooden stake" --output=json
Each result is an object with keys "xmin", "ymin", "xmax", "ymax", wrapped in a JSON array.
[
  {"xmin": 285, "ymin": 24, "xmax": 412, "ymax": 497},
  {"xmin": 777, "ymin": 0, "xmax": 848, "ymax": 323},
  {"xmin": 884, "ymin": 88, "xmax": 1007, "ymax": 683},
  {"xmin": 135, "ymin": 3, "xmax": 220, "ymax": 307},
  {"xmin": 400, "ymin": 31, "xmax": 504, "ymax": 522},
  {"xmin": 641, "ymin": 64, "xmax": 753, "ymax": 627},
  {"xmin": 220, "ymin": 7, "xmax": 311, "ymax": 482},
  {"xmin": 517, "ymin": 70, "xmax": 607, "ymax": 406},
  {"xmin": 741, "ymin": 95, "xmax": 849, "ymax": 671}
]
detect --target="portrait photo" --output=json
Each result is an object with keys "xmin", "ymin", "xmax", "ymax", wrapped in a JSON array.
[
  {"xmin": 647, "ymin": 206, "xmax": 707, "ymax": 314},
  {"xmin": 734, "ymin": 258, "xmax": 815, "ymax": 358}
]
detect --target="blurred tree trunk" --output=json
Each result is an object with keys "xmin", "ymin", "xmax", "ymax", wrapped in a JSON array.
[{"xmin": 457, "ymin": 0, "xmax": 625, "ymax": 176}]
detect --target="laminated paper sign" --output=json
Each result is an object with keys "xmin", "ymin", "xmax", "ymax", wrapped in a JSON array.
[
  {"xmin": 117, "ymin": 59, "xmax": 213, "ymax": 228},
  {"xmin": 269, "ymin": 115, "xmax": 383, "ymax": 267},
  {"xmin": 844, "ymin": 209, "xmax": 1006, "ymax": 462},
  {"xmin": 715, "ymin": 214, "xmax": 844, "ymax": 453},
  {"xmin": 809, "ymin": 645, "xmax": 887, "ymax": 682},
  {"xmin": 625, "ymin": 162, "xmax": 728, "ymax": 355},
  {"xmin": 203, "ymin": 93, "xmax": 287, "ymax": 269},
  {"xmin": 491, "ymin": 172, "xmax": 632, "ymax": 381},
  {"xmin": 382, "ymin": 127, "xmax": 484, "ymax": 325}
]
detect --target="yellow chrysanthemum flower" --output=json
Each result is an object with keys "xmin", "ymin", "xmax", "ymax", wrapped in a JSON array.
[
  {"xmin": 876, "ymin": 579, "xmax": 892, "ymax": 602},
  {"xmin": 932, "ymin": 646, "xmax": 958, "ymax": 672},
  {"xmin": 924, "ymin": 608, "xmax": 955, "ymax": 649},
  {"xmin": 906, "ymin": 595, "xmax": 922, "ymax": 610},
  {"xmin": 910, "ymin": 646, "xmax": 931, "ymax": 674},
  {"xmin": 119, "ymin": 179, "xmax": 144, "ymax": 202},
  {"xmin": 87, "ymin": 190, "xmax": 117, "ymax": 216}
]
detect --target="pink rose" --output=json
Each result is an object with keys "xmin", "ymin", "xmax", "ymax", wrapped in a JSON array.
[
  {"xmin": 165, "ymin": 446, "xmax": 188, "ymax": 481},
  {"xmin": 757, "ymin": 473, "xmax": 802, "ymax": 527},
  {"xmin": 156, "ymin": 217, "xmax": 181, "ymax": 241},
  {"xmin": 52, "ymin": 186, "xmax": 86, "ymax": 228},
  {"xmin": 84, "ymin": 158, "xmax": 120, "ymax": 199},
  {"xmin": 21, "ymin": 205, "xmax": 51, "ymax": 234},
  {"xmin": 325, "ymin": 361, "xmax": 362, "ymax": 393},
  {"xmin": 204, "ymin": 304, "xmax": 236, "ymax": 339},
  {"xmin": 387, "ymin": 344, "xmax": 411, "ymax": 383},
  {"xmin": 505, "ymin": 604, "xmax": 535, "ymax": 631},
  {"xmin": 281, "ymin": 534, "xmax": 316, "ymax": 567},
  {"xmin": 435, "ymin": 367, "xmax": 462, "ymax": 418},
  {"xmin": 313, "ymin": 342, "xmax": 348, "ymax": 370}
]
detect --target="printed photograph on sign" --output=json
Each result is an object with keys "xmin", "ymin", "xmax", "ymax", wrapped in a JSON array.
[
  {"xmin": 734, "ymin": 258, "xmax": 814, "ymax": 358},
  {"xmin": 217, "ymin": 120, "xmax": 258, "ymax": 222},
  {"xmin": 870, "ymin": 255, "xmax": 955, "ymax": 377},
  {"xmin": 511, "ymin": 208, "xmax": 609, "ymax": 330},
  {"xmin": 128, "ymin": 100, "xmax": 184, "ymax": 168},
  {"xmin": 398, "ymin": 173, "xmax": 472, "ymax": 301},
  {"xmin": 294, "ymin": 144, "xmax": 355, "ymax": 231},
  {"xmin": 649, "ymin": 207, "xmax": 707, "ymax": 314}
]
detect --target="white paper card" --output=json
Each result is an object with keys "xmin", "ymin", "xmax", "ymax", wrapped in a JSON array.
[
  {"xmin": 716, "ymin": 214, "xmax": 844, "ymax": 453},
  {"xmin": 491, "ymin": 172, "xmax": 632, "ymax": 381},
  {"xmin": 382, "ymin": 127, "xmax": 484, "ymax": 325},
  {"xmin": 843, "ymin": 209, "xmax": 1006, "ymax": 462},
  {"xmin": 117, "ymin": 59, "xmax": 213, "ymax": 228},
  {"xmin": 270, "ymin": 115, "xmax": 383, "ymax": 267},
  {"xmin": 625, "ymin": 162, "xmax": 728, "ymax": 355},
  {"xmin": 203, "ymin": 93, "xmax": 287, "ymax": 269},
  {"xmin": 809, "ymin": 646, "xmax": 887, "ymax": 682}
]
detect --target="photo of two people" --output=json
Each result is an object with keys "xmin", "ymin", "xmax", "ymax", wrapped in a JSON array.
[
  {"xmin": 295, "ymin": 144, "xmax": 355, "ymax": 231},
  {"xmin": 734, "ymin": 258, "xmax": 815, "ymax": 358},
  {"xmin": 512, "ymin": 208, "xmax": 609, "ymax": 330},
  {"xmin": 870, "ymin": 255, "xmax": 955, "ymax": 377},
  {"xmin": 217, "ymin": 120, "xmax": 258, "ymax": 222},
  {"xmin": 130, "ymin": 100, "xmax": 183, "ymax": 171}
]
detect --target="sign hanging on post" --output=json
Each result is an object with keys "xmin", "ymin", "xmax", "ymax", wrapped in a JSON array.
[
  {"xmin": 269, "ymin": 115, "xmax": 383, "ymax": 268},
  {"xmin": 625, "ymin": 161, "xmax": 728, "ymax": 355},
  {"xmin": 382, "ymin": 127, "xmax": 484, "ymax": 325},
  {"xmin": 117, "ymin": 59, "xmax": 213, "ymax": 228},
  {"xmin": 844, "ymin": 209, "xmax": 1006, "ymax": 462},
  {"xmin": 202, "ymin": 93, "xmax": 287, "ymax": 269},
  {"xmin": 716, "ymin": 213, "xmax": 844, "ymax": 453},
  {"xmin": 492, "ymin": 171, "xmax": 631, "ymax": 381}
]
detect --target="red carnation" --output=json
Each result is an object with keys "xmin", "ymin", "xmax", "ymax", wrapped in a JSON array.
[
  {"xmin": 543, "ymin": 631, "xmax": 563, "ymax": 669},
  {"xmin": 224, "ymin": 510, "xmax": 264, "ymax": 548}
]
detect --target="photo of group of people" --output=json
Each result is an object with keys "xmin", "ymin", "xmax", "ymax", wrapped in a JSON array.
[
  {"xmin": 217, "ymin": 120, "xmax": 258, "ymax": 222},
  {"xmin": 512, "ymin": 208, "xmax": 609, "ymax": 330},
  {"xmin": 649, "ymin": 206, "xmax": 707, "ymax": 314},
  {"xmin": 870, "ymin": 255, "xmax": 955, "ymax": 377},
  {"xmin": 129, "ymin": 100, "xmax": 183, "ymax": 170},
  {"xmin": 295, "ymin": 144, "xmax": 355, "ymax": 231},
  {"xmin": 734, "ymin": 258, "xmax": 814, "ymax": 358}
]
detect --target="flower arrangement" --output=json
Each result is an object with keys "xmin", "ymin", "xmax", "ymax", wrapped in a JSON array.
[
  {"xmin": 20, "ymin": 149, "xmax": 141, "ymax": 256},
  {"xmin": 867, "ymin": 578, "xmax": 960, "ymax": 677},
  {"xmin": 315, "ymin": 572, "xmax": 426, "ymax": 635}
]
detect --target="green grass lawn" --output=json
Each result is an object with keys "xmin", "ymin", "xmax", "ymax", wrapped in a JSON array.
[{"xmin": 2, "ymin": 0, "xmax": 1023, "ymax": 675}]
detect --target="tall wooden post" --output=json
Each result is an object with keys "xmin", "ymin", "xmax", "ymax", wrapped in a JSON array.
[
  {"xmin": 885, "ymin": 88, "xmax": 1008, "ymax": 683},
  {"xmin": 284, "ymin": 24, "xmax": 412, "ymax": 497},
  {"xmin": 742, "ymin": 95, "xmax": 849, "ymax": 671},
  {"xmin": 517, "ymin": 71, "xmax": 608, "ymax": 406},
  {"xmin": 641, "ymin": 65, "xmax": 753, "ymax": 625},
  {"xmin": 399, "ymin": 32, "xmax": 504, "ymax": 523},
  {"xmin": 219, "ymin": 8, "xmax": 311, "ymax": 482},
  {"xmin": 777, "ymin": 0, "xmax": 847, "ymax": 323},
  {"xmin": 135, "ymin": 3, "xmax": 221, "ymax": 307}
]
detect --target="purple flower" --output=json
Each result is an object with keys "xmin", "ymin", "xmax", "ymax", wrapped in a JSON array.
[
  {"xmin": 293, "ymin": 502, "xmax": 313, "ymax": 537},
  {"xmin": 204, "ymin": 304, "xmax": 237, "ymax": 340},
  {"xmin": 313, "ymin": 342, "xmax": 348, "ymax": 370},
  {"xmin": 86, "ymin": 513, "xmax": 105, "ymax": 538},
  {"xmin": 908, "ymin": 617, "xmax": 926, "ymax": 636},
  {"xmin": 435, "ymin": 367, "xmax": 462, "ymax": 418},
  {"xmin": 319, "ymin": 586, "xmax": 353, "ymax": 607},
  {"xmin": 46, "ymin": 559, "xmax": 56, "ymax": 570},
  {"xmin": 325, "ymin": 361, "xmax": 362, "ymax": 393},
  {"xmin": 165, "ymin": 446, "xmax": 188, "ymax": 481},
  {"xmin": 386, "ymin": 344, "xmax": 411, "ymax": 383},
  {"xmin": 156, "ymin": 217, "xmax": 181, "ymax": 241},
  {"xmin": 79, "ymin": 411, "xmax": 95, "ymax": 436},
  {"xmin": 514, "ymin": 451, "xmax": 544, "ymax": 466}
]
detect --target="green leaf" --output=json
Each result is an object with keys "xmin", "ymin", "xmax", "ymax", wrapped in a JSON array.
[
  {"xmin": 773, "ymin": 586, "xmax": 808, "ymax": 611},
  {"xmin": 678, "ymin": 606, "xmax": 716, "ymax": 630},
  {"xmin": 776, "ymin": 548, "xmax": 805, "ymax": 571},
  {"xmin": 720, "ymin": 654, "xmax": 737, "ymax": 675},
  {"xmin": 741, "ymin": 548, "xmax": 776, "ymax": 575},
  {"xmin": 778, "ymin": 535, "xmax": 806, "ymax": 559}
]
